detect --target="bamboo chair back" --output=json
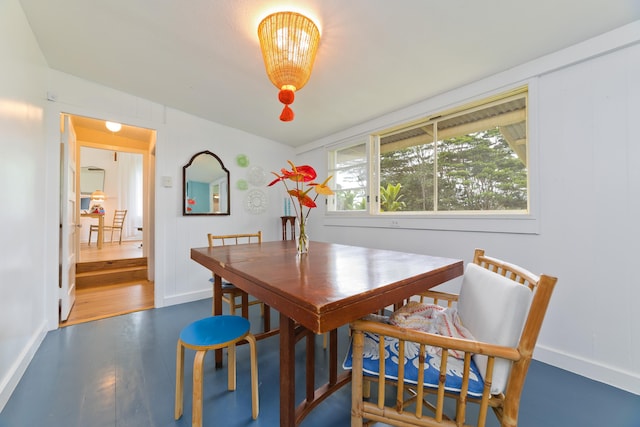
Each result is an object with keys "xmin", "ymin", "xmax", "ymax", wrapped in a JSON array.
[
  {"xmin": 350, "ymin": 248, "xmax": 557, "ymax": 427},
  {"xmin": 207, "ymin": 231, "xmax": 262, "ymax": 247},
  {"xmin": 207, "ymin": 232, "xmax": 266, "ymax": 320}
]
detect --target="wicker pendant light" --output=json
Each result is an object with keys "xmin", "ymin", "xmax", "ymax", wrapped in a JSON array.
[{"xmin": 258, "ymin": 11, "xmax": 320, "ymax": 122}]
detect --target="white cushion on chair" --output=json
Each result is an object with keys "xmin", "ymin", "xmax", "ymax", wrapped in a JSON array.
[{"xmin": 457, "ymin": 263, "xmax": 533, "ymax": 394}]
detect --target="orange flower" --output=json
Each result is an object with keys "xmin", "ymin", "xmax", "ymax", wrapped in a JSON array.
[
  {"xmin": 268, "ymin": 160, "xmax": 334, "ymax": 221},
  {"xmin": 268, "ymin": 160, "xmax": 317, "ymax": 185},
  {"xmin": 288, "ymin": 189, "xmax": 316, "ymax": 208},
  {"xmin": 308, "ymin": 175, "xmax": 334, "ymax": 196}
]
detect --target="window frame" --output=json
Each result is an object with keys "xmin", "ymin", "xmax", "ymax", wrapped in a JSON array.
[
  {"xmin": 324, "ymin": 82, "xmax": 540, "ymax": 234},
  {"xmin": 326, "ymin": 137, "xmax": 371, "ymax": 215}
]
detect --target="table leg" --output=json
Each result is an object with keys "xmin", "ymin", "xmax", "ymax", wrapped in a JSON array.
[
  {"xmin": 280, "ymin": 313, "xmax": 296, "ymax": 427},
  {"xmin": 264, "ymin": 304, "xmax": 271, "ymax": 333},
  {"xmin": 306, "ymin": 330, "xmax": 315, "ymax": 403},
  {"xmin": 281, "ymin": 217, "xmax": 288, "ymax": 240},
  {"xmin": 213, "ymin": 274, "xmax": 223, "ymax": 368},
  {"xmin": 97, "ymin": 215, "xmax": 104, "ymax": 249},
  {"xmin": 329, "ymin": 329, "xmax": 338, "ymax": 385},
  {"xmin": 294, "ymin": 328, "xmax": 352, "ymax": 425},
  {"xmin": 241, "ymin": 292, "xmax": 249, "ymax": 319},
  {"xmin": 289, "ymin": 217, "xmax": 296, "ymax": 240}
]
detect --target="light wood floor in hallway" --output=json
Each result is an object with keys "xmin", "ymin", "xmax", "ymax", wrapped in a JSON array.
[
  {"xmin": 60, "ymin": 240, "xmax": 154, "ymax": 327},
  {"xmin": 78, "ymin": 239, "xmax": 144, "ymax": 263}
]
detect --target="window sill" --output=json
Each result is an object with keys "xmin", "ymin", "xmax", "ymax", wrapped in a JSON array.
[{"xmin": 323, "ymin": 213, "xmax": 539, "ymax": 234}]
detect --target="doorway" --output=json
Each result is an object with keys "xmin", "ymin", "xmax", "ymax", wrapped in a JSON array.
[{"xmin": 60, "ymin": 114, "xmax": 156, "ymax": 327}]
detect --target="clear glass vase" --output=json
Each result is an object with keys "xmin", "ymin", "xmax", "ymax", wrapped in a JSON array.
[{"xmin": 296, "ymin": 218, "xmax": 309, "ymax": 254}]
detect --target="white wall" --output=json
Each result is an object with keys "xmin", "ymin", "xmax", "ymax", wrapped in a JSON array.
[
  {"xmin": 299, "ymin": 24, "xmax": 640, "ymax": 394},
  {"xmin": 42, "ymin": 78, "xmax": 295, "ymax": 309},
  {"xmin": 153, "ymin": 108, "xmax": 293, "ymax": 307},
  {"xmin": 1, "ymin": 0, "xmax": 294, "ymax": 411},
  {"xmin": 1, "ymin": 0, "xmax": 638, "ymax": 412},
  {"xmin": 534, "ymin": 41, "xmax": 640, "ymax": 392},
  {"xmin": 0, "ymin": 0, "xmax": 49, "ymax": 411},
  {"xmin": 41, "ymin": 75, "xmax": 293, "ymax": 314}
]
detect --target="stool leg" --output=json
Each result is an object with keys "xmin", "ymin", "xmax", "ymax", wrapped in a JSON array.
[
  {"xmin": 228, "ymin": 343, "xmax": 236, "ymax": 391},
  {"xmin": 175, "ymin": 341, "xmax": 184, "ymax": 419},
  {"xmin": 192, "ymin": 350, "xmax": 207, "ymax": 427},
  {"xmin": 247, "ymin": 333, "xmax": 259, "ymax": 419}
]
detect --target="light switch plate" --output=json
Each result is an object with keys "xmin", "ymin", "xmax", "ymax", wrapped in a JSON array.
[{"xmin": 162, "ymin": 176, "xmax": 172, "ymax": 188}]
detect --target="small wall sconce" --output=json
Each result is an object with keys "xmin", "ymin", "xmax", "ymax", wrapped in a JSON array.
[{"xmin": 105, "ymin": 121, "xmax": 122, "ymax": 132}]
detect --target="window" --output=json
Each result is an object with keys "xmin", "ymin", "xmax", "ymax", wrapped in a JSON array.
[
  {"xmin": 328, "ymin": 141, "xmax": 368, "ymax": 212},
  {"xmin": 328, "ymin": 87, "xmax": 529, "ymax": 217}
]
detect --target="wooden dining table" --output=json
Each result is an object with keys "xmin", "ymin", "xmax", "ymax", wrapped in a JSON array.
[
  {"xmin": 81, "ymin": 212, "xmax": 104, "ymax": 249},
  {"xmin": 190, "ymin": 240, "xmax": 463, "ymax": 427}
]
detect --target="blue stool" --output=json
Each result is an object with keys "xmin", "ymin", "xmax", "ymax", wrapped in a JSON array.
[{"xmin": 174, "ymin": 316, "xmax": 259, "ymax": 427}]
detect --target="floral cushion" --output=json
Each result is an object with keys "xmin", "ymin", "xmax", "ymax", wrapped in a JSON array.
[{"xmin": 343, "ymin": 330, "xmax": 485, "ymax": 397}]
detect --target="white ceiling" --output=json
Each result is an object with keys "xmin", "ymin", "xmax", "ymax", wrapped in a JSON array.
[{"xmin": 19, "ymin": 0, "xmax": 640, "ymax": 147}]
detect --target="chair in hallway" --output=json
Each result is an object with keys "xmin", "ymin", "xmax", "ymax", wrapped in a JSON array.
[
  {"xmin": 175, "ymin": 315, "xmax": 259, "ymax": 427},
  {"xmin": 89, "ymin": 209, "xmax": 127, "ymax": 245},
  {"xmin": 346, "ymin": 248, "xmax": 557, "ymax": 427}
]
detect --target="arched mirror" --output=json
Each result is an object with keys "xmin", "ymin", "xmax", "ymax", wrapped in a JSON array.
[{"xmin": 183, "ymin": 151, "xmax": 230, "ymax": 215}]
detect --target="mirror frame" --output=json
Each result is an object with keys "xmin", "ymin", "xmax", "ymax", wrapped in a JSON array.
[
  {"xmin": 182, "ymin": 150, "xmax": 230, "ymax": 216},
  {"xmin": 80, "ymin": 166, "xmax": 105, "ymax": 195}
]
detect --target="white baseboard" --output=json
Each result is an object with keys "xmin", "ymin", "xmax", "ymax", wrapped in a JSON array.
[
  {"xmin": 161, "ymin": 289, "xmax": 212, "ymax": 308},
  {"xmin": 535, "ymin": 344, "xmax": 640, "ymax": 396},
  {"xmin": 0, "ymin": 321, "xmax": 48, "ymax": 412}
]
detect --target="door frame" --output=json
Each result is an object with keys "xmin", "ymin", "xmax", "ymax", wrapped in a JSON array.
[
  {"xmin": 44, "ymin": 106, "xmax": 157, "ymax": 331},
  {"xmin": 59, "ymin": 114, "xmax": 78, "ymax": 321}
]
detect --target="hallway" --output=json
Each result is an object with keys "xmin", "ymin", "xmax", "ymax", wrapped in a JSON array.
[
  {"xmin": 60, "ymin": 241, "xmax": 153, "ymax": 327},
  {"xmin": 78, "ymin": 239, "xmax": 143, "ymax": 263}
]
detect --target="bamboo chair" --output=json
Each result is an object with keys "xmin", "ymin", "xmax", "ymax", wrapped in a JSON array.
[
  {"xmin": 89, "ymin": 209, "xmax": 127, "ymax": 245},
  {"xmin": 348, "ymin": 248, "xmax": 557, "ymax": 427},
  {"xmin": 207, "ymin": 232, "xmax": 270, "ymax": 327}
]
